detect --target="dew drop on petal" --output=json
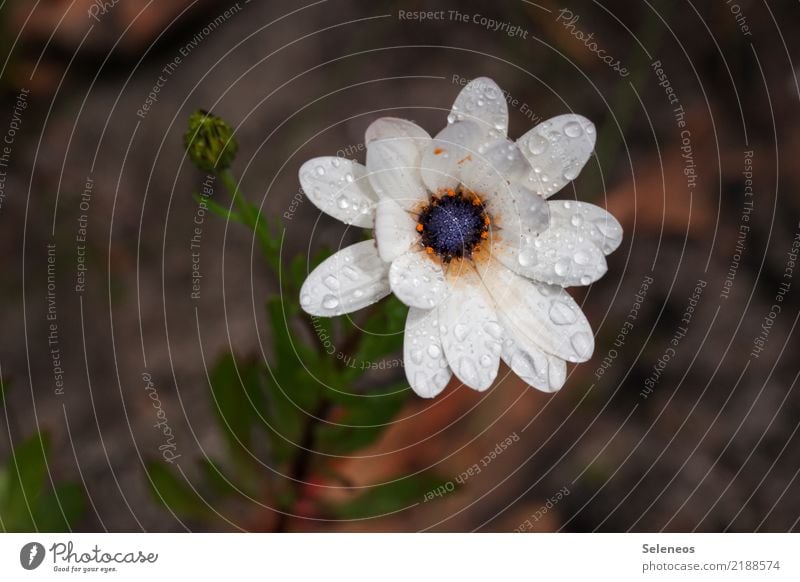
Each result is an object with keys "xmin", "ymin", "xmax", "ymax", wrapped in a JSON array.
[
  {"xmin": 322, "ymin": 294, "xmax": 339, "ymax": 310},
  {"xmin": 300, "ymin": 293, "xmax": 311, "ymax": 306},
  {"xmin": 314, "ymin": 165, "xmax": 325, "ymax": 176},
  {"xmin": 410, "ymin": 349, "xmax": 424, "ymax": 365},
  {"xmin": 484, "ymin": 321, "xmax": 503, "ymax": 340},
  {"xmin": 454, "ymin": 323, "xmax": 469, "ymax": 342},
  {"xmin": 571, "ymin": 332, "xmax": 593, "ymax": 359},
  {"xmin": 342, "ymin": 266, "xmax": 359, "ymax": 281},
  {"xmin": 573, "ymin": 250, "xmax": 591, "ymax": 265},
  {"xmin": 549, "ymin": 301, "xmax": 577, "ymax": 325},
  {"xmin": 427, "ymin": 344, "xmax": 441, "ymax": 358},
  {"xmin": 554, "ymin": 259, "xmax": 570, "ymax": 277},
  {"xmin": 459, "ymin": 358, "xmax": 477, "ymax": 382},
  {"xmin": 336, "ymin": 195, "xmax": 350, "ymax": 209},
  {"xmin": 580, "ymin": 275, "xmax": 593, "ymax": 286},
  {"xmin": 323, "ymin": 275, "xmax": 340, "ymax": 290},
  {"xmin": 563, "ymin": 121, "xmax": 583, "ymax": 138},
  {"xmin": 479, "ymin": 354, "xmax": 493, "ymax": 368}
]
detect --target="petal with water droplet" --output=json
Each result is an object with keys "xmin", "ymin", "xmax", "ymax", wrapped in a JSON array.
[
  {"xmin": 365, "ymin": 117, "xmax": 431, "ymax": 145},
  {"xmin": 438, "ymin": 267, "xmax": 501, "ymax": 391},
  {"xmin": 299, "ymin": 240, "xmax": 391, "ymax": 316},
  {"xmin": 404, "ymin": 307, "xmax": 452, "ymax": 398},
  {"xmin": 499, "ymin": 319, "xmax": 567, "ymax": 393},
  {"xmin": 459, "ymin": 137, "xmax": 531, "ymax": 194},
  {"xmin": 374, "ymin": 198, "xmax": 418, "ymax": 262},
  {"xmin": 420, "ymin": 120, "xmax": 483, "ymax": 193},
  {"xmin": 480, "ymin": 259, "xmax": 595, "ymax": 362},
  {"xmin": 548, "ymin": 200, "xmax": 623, "ymax": 255},
  {"xmin": 484, "ymin": 182, "xmax": 549, "ymax": 245},
  {"xmin": 366, "ymin": 134, "xmax": 428, "ymax": 211},
  {"xmin": 389, "ymin": 251, "xmax": 448, "ymax": 309},
  {"xmin": 516, "ymin": 114, "xmax": 596, "ymax": 198},
  {"xmin": 493, "ymin": 224, "xmax": 607, "ymax": 287},
  {"xmin": 449, "ymin": 77, "xmax": 509, "ymax": 137},
  {"xmin": 299, "ymin": 157, "xmax": 378, "ymax": 227}
]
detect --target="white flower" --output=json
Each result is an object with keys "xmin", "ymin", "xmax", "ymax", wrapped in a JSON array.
[{"xmin": 298, "ymin": 77, "xmax": 623, "ymax": 398}]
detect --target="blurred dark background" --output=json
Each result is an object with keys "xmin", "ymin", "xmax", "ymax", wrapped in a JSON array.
[{"xmin": 1, "ymin": 0, "xmax": 799, "ymax": 532}]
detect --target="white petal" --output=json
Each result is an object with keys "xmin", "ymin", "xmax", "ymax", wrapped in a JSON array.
[
  {"xmin": 481, "ymin": 260, "xmax": 595, "ymax": 362},
  {"xmin": 500, "ymin": 319, "xmax": 567, "ymax": 393},
  {"xmin": 438, "ymin": 267, "xmax": 502, "ymax": 391},
  {"xmin": 299, "ymin": 157, "xmax": 377, "ymax": 227},
  {"xmin": 374, "ymin": 199, "xmax": 418, "ymax": 262},
  {"xmin": 366, "ymin": 117, "xmax": 431, "ymax": 144},
  {"xmin": 484, "ymin": 182, "xmax": 550, "ymax": 246},
  {"xmin": 366, "ymin": 136, "xmax": 428, "ymax": 211},
  {"xmin": 517, "ymin": 114, "xmax": 596, "ymax": 198},
  {"xmin": 495, "ymin": 226, "xmax": 607, "ymax": 287},
  {"xmin": 449, "ymin": 77, "xmax": 509, "ymax": 137},
  {"xmin": 420, "ymin": 120, "xmax": 483, "ymax": 193},
  {"xmin": 548, "ymin": 199, "xmax": 623, "ymax": 255},
  {"xmin": 459, "ymin": 138, "xmax": 530, "ymax": 194},
  {"xmin": 404, "ymin": 307, "xmax": 452, "ymax": 398},
  {"xmin": 299, "ymin": 240, "xmax": 390, "ymax": 316},
  {"xmin": 389, "ymin": 251, "xmax": 447, "ymax": 310}
]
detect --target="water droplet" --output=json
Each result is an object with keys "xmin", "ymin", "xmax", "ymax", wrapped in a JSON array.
[
  {"xmin": 331, "ymin": 158, "xmax": 341, "ymax": 168},
  {"xmin": 459, "ymin": 358, "xmax": 477, "ymax": 381},
  {"xmin": 300, "ymin": 293, "xmax": 311, "ymax": 306},
  {"xmin": 323, "ymin": 275, "xmax": 340, "ymax": 290},
  {"xmin": 322, "ymin": 294, "xmax": 339, "ymax": 310},
  {"xmin": 554, "ymin": 259, "xmax": 570, "ymax": 277},
  {"xmin": 479, "ymin": 354, "xmax": 493, "ymax": 368},
  {"xmin": 564, "ymin": 121, "xmax": 583, "ymax": 138},
  {"xmin": 447, "ymin": 112, "xmax": 457, "ymax": 124},
  {"xmin": 563, "ymin": 163, "xmax": 581, "ymax": 181},
  {"xmin": 314, "ymin": 165, "xmax": 325, "ymax": 176},
  {"xmin": 427, "ymin": 344, "xmax": 441, "ymax": 358},
  {"xmin": 571, "ymin": 332, "xmax": 592, "ymax": 359},
  {"xmin": 570, "ymin": 214, "xmax": 583, "ymax": 227},
  {"xmin": 549, "ymin": 301, "xmax": 577, "ymax": 325},
  {"xmin": 574, "ymin": 250, "xmax": 591, "ymax": 265},
  {"xmin": 454, "ymin": 323, "xmax": 468, "ymax": 342},
  {"xmin": 342, "ymin": 266, "xmax": 359, "ymax": 281},
  {"xmin": 484, "ymin": 321, "xmax": 503, "ymax": 339},
  {"xmin": 336, "ymin": 195, "xmax": 350, "ymax": 209},
  {"xmin": 518, "ymin": 247, "xmax": 536, "ymax": 267},
  {"xmin": 580, "ymin": 275, "xmax": 592, "ymax": 285},
  {"xmin": 344, "ymin": 172, "xmax": 354, "ymax": 183},
  {"xmin": 353, "ymin": 289, "xmax": 365, "ymax": 298},
  {"xmin": 410, "ymin": 349, "xmax": 424, "ymax": 365}
]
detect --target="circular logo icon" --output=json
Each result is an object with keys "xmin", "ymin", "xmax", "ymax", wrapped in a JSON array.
[{"xmin": 19, "ymin": 542, "xmax": 46, "ymax": 570}]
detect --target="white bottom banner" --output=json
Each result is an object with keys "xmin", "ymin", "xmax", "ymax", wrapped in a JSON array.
[{"xmin": 0, "ymin": 533, "xmax": 796, "ymax": 580}]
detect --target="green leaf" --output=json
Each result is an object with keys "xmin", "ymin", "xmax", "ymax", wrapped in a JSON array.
[
  {"xmin": 331, "ymin": 472, "xmax": 444, "ymax": 519},
  {"xmin": 32, "ymin": 483, "xmax": 85, "ymax": 532},
  {"xmin": 145, "ymin": 461, "xmax": 210, "ymax": 520},
  {"xmin": 209, "ymin": 354, "xmax": 262, "ymax": 454},
  {"xmin": 1, "ymin": 432, "xmax": 51, "ymax": 528}
]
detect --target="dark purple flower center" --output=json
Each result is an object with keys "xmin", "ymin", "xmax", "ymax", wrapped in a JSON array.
[{"xmin": 417, "ymin": 190, "xmax": 489, "ymax": 263}]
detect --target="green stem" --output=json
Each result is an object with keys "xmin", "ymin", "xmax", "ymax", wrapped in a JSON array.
[{"xmin": 217, "ymin": 169, "xmax": 280, "ymax": 273}]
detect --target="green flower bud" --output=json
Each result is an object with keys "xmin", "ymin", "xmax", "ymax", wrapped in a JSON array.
[{"xmin": 184, "ymin": 110, "xmax": 238, "ymax": 172}]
